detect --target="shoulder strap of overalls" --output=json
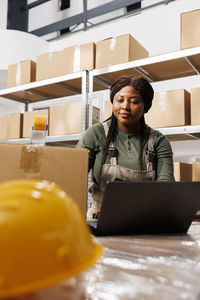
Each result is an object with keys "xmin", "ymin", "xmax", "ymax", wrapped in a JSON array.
[
  {"xmin": 102, "ymin": 122, "xmax": 117, "ymax": 165},
  {"xmin": 145, "ymin": 128, "xmax": 154, "ymax": 171}
]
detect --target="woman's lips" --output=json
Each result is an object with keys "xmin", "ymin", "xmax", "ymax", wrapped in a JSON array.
[{"xmin": 120, "ymin": 113, "xmax": 131, "ymax": 118}]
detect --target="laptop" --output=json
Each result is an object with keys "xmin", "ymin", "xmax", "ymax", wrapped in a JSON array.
[{"xmin": 87, "ymin": 181, "xmax": 200, "ymax": 236}]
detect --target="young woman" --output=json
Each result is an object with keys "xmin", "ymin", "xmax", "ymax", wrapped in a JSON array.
[{"xmin": 77, "ymin": 75, "xmax": 175, "ymax": 219}]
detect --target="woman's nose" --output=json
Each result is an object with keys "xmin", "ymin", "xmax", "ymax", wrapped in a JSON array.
[{"xmin": 122, "ymin": 100, "xmax": 130, "ymax": 109}]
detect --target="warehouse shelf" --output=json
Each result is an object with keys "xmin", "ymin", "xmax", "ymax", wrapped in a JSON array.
[
  {"xmin": 157, "ymin": 125, "xmax": 200, "ymax": 141},
  {"xmin": 1, "ymin": 47, "xmax": 200, "ymax": 146},
  {"xmin": 89, "ymin": 46, "xmax": 200, "ymax": 91},
  {"xmin": 0, "ymin": 134, "xmax": 81, "ymax": 145},
  {"xmin": 0, "ymin": 71, "xmax": 87, "ymax": 103},
  {"xmin": 1, "ymin": 47, "xmax": 200, "ymax": 102},
  {"xmin": 88, "ymin": 47, "xmax": 200, "ymax": 147},
  {"xmin": 0, "ymin": 71, "xmax": 89, "ymax": 143}
]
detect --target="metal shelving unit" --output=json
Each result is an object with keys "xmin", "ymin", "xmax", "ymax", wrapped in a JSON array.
[
  {"xmin": 89, "ymin": 46, "xmax": 200, "ymax": 141},
  {"xmin": 1, "ymin": 47, "xmax": 200, "ymax": 144},
  {"xmin": 0, "ymin": 134, "xmax": 82, "ymax": 145},
  {"xmin": 0, "ymin": 71, "xmax": 89, "ymax": 145}
]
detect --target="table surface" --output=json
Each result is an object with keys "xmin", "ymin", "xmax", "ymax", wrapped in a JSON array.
[{"xmin": 6, "ymin": 221, "xmax": 200, "ymax": 300}]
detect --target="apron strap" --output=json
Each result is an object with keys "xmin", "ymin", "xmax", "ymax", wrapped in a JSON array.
[
  {"xmin": 145, "ymin": 128, "xmax": 154, "ymax": 171},
  {"xmin": 102, "ymin": 122, "xmax": 117, "ymax": 165}
]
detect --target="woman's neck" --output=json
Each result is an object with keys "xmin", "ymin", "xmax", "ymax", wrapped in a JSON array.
[{"xmin": 117, "ymin": 122, "xmax": 141, "ymax": 134}]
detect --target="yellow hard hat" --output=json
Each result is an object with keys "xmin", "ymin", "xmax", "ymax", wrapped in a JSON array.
[{"xmin": 0, "ymin": 179, "xmax": 102, "ymax": 298}]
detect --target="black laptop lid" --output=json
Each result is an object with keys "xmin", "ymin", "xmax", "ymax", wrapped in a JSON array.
[{"xmin": 96, "ymin": 181, "xmax": 200, "ymax": 236}]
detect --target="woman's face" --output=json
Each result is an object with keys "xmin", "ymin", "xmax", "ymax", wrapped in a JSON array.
[{"xmin": 112, "ymin": 85, "xmax": 144, "ymax": 133}]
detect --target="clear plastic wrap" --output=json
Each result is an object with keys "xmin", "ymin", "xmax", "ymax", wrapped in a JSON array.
[{"xmin": 4, "ymin": 222, "xmax": 200, "ymax": 300}]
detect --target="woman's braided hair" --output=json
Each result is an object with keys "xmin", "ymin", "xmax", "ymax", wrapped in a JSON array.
[{"xmin": 99, "ymin": 75, "xmax": 154, "ymax": 178}]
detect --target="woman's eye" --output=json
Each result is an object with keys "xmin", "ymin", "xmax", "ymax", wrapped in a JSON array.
[
  {"xmin": 117, "ymin": 98, "xmax": 123, "ymax": 103},
  {"xmin": 130, "ymin": 99, "xmax": 138, "ymax": 104}
]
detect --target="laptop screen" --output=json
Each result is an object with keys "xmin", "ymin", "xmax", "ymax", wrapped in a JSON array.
[{"xmin": 94, "ymin": 181, "xmax": 200, "ymax": 236}]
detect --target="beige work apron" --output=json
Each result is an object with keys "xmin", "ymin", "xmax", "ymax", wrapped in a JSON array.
[{"xmin": 87, "ymin": 123, "xmax": 155, "ymax": 220}]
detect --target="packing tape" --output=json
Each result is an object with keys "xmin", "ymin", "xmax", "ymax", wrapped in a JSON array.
[
  {"xmin": 33, "ymin": 115, "xmax": 47, "ymax": 131},
  {"xmin": 159, "ymin": 92, "xmax": 167, "ymax": 112},
  {"xmin": 48, "ymin": 53, "xmax": 53, "ymax": 61},
  {"xmin": 109, "ymin": 37, "xmax": 116, "ymax": 51},
  {"xmin": 16, "ymin": 62, "xmax": 21, "ymax": 86},
  {"xmin": 73, "ymin": 46, "xmax": 80, "ymax": 72},
  {"xmin": 20, "ymin": 145, "xmax": 42, "ymax": 178}
]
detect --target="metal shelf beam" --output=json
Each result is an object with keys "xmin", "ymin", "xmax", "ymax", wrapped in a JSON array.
[{"xmin": 0, "ymin": 134, "xmax": 82, "ymax": 145}]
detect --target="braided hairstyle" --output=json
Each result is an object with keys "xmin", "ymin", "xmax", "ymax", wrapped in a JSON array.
[{"xmin": 100, "ymin": 75, "xmax": 154, "ymax": 178}]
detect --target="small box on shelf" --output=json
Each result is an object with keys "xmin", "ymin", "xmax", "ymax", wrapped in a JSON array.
[
  {"xmin": 192, "ymin": 162, "xmax": 200, "ymax": 181},
  {"xmin": 174, "ymin": 162, "xmax": 192, "ymax": 181},
  {"xmin": 0, "ymin": 113, "xmax": 23, "ymax": 140},
  {"xmin": 49, "ymin": 101, "xmax": 100, "ymax": 136},
  {"xmin": 95, "ymin": 34, "xmax": 148, "ymax": 69},
  {"xmin": 145, "ymin": 89, "xmax": 191, "ymax": 128},
  {"xmin": 190, "ymin": 87, "xmax": 200, "ymax": 125},
  {"xmin": 36, "ymin": 43, "xmax": 95, "ymax": 81},
  {"xmin": 181, "ymin": 9, "xmax": 200, "ymax": 49},
  {"xmin": 7, "ymin": 60, "xmax": 36, "ymax": 88},
  {"xmin": 104, "ymin": 100, "xmax": 112, "ymax": 121}
]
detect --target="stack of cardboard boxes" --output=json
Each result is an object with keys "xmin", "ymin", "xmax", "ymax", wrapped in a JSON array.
[
  {"xmin": 7, "ymin": 33, "xmax": 148, "ymax": 88},
  {"xmin": 0, "ymin": 104, "xmax": 100, "ymax": 140}
]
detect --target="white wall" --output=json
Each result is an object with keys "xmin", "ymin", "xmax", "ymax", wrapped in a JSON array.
[
  {"xmin": 0, "ymin": 30, "xmax": 49, "ymax": 70},
  {"xmin": 49, "ymin": 0, "xmax": 200, "ymax": 56},
  {"xmin": 0, "ymin": 0, "xmax": 8, "ymax": 30}
]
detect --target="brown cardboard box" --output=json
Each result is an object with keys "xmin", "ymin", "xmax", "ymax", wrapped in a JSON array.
[
  {"xmin": 104, "ymin": 100, "xmax": 112, "ymax": 120},
  {"xmin": 36, "ymin": 50, "xmax": 63, "ymax": 81},
  {"xmin": 49, "ymin": 102, "xmax": 82, "ymax": 136},
  {"xmin": 95, "ymin": 34, "xmax": 148, "ymax": 69},
  {"xmin": 192, "ymin": 162, "xmax": 200, "ymax": 181},
  {"xmin": 36, "ymin": 43, "xmax": 95, "ymax": 81},
  {"xmin": 0, "ymin": 113, "xmax": 23, "ymax": 140},
  {"xmin": 145, "ymin": 89, "xmax": 191, "ymax": 128},
  {"xmin": 66, "ymin": 43, "xmax": 95, "ymax": 72},
  {"xmin": 23, "ymin": 109, "xmax": 49, "ymax": 138},
  {"xmin": 174, "ymin": 162, "xmax": 192, "ymax": 181},
  {"xmin": 7, "ymin": 60, "xmax": 36, "ymax": 88},
  {"xmin": 0, "ymin": 115, "xmax": 8, "ymax": 141},
  {"xmin": 0, "ymin": 144, "xmax": 88, "ymax": 215},
  {"xmin": 190, "ymin": 87, "xmax": 200, "ymax": 125},
  {"xmin": 181, "ymin": 9, "xmax": 200, "ymax": 49},
  {"xmin": 49, "ymin": 102, "xmax": 100, "ymax": 136}
]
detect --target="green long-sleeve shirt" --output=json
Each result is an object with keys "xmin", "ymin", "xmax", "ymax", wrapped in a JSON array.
[{"xmin": 77, "ymin": 121, "xmax": 175, "ymax": 193}]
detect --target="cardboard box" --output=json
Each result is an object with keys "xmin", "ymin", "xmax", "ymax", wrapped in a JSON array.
[
  {"xmin": 174, "ymin": 162, "xmax": 192, "ymax": 181},
  {"xmin": 104, "ymin": 100, "xmax": 112, "ymax": 120},
  {"xmin": 66, "ymin": 43, "xmax": 95, "ymax": 72},
  {"xmin": 190, "ymin": 87, "xmax": 200, "ymax": 125},
  {"xmin": 181, "ymin": 9, "xmax": 200, "ymax": 49},
  {"xmin": 49, "ymin": 102, "xmax": 82, "ymax": 136},
  {"xmin": 192, "ymin": 162, "xmax": 200, "ymax": 181},
  {"xmin": 49, "ymin": 102, "xmax": 99, "ymax": 136},
  {"xmin": 0, "ymin": 144, "xmax": 88, "ymax": 216},
  {"xmin": 0, "ymin": 113, "xmax": 23, "ymax": 140},
  {"xmin": 36, "ymin": 43, "xmax": 95, "ymax": 81},
  {"xmin": 145, "ymin": 89, "xmax": 191, "ymax": 128},
  {"xmin": 36, "ymin": 50, "xmax": 63, "ymax": 81},
  {"xmin": 95, "ymin": 34, "xmax": 148, "ymax": 69},
  {"xmin": 7, "ymin": 60, "xmax": 36, "ymax": 88},
  {"xmin": 23, "ymin": 109, "xmax": 49, "ymax": 138}
]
